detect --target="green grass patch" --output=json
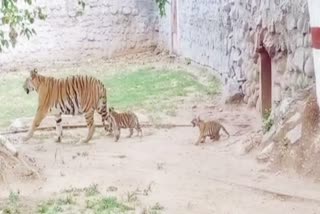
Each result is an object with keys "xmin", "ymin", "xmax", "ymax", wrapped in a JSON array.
[
  {"xmin": 0, "ymin": 184, "xmax": 164, "ymax": 214},
  {"xmin": 0, "ymin": 67, "xmax": 220, "ymax": 128},
  {"xmin": 86, "ymin": 196, "xmax": 133, "ymax": 214}
]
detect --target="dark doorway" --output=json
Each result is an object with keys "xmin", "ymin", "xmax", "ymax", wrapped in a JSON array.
[{"xmin": 258, "ymin": 45, "xmax": 272, "ymax": 116}]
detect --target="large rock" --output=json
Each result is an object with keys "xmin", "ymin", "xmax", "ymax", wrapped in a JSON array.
[
  {"xmin": 286, "ymin": 123, "xmax": 302, "ymax": 144},
  {"xmin": 304, "ymin": 56, "xmax": 314, "ymax": 78}
]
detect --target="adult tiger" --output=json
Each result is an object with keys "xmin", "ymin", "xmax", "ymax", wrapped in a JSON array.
[{"xmin": 22, "ymin": 68, "xmax": 119, "ymax": 143}]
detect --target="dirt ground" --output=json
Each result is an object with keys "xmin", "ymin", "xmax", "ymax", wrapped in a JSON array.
[
  {"xmin": 1, "ymin": 54, "xmax": 320, "ymax": 213},
  {"xmin": 1, "ymin": 94, "xmax": 320, "ymax": 213}
]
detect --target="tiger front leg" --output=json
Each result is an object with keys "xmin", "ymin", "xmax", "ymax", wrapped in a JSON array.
[
  {"xmin": 113, "ymin": 128, "xmax": 120, "ymax": 142},
  {"xmin": 195, "ymin": 134, "xmax": 205, "ymax": 145},
  {"xmin": 23, "ymin": 110, "xmax": 47, "ymax": 142},
  {"xmin": 55, "ymin": 114, "xmax": 63, "ymax": 143}
]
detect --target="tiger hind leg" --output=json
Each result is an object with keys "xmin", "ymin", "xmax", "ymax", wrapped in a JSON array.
[
  {"xmin": 127, "ymin": 128, "xmax": 133, "ymax": 138},
  {"xmin": 79, "ymin": 109, "xmax": 95, "ymax": 144},
  {"xmin": 55, "ymin": 114, "xmax": 63, "ymax": 143},
  {"xmin": 135, "ymin": 121, "xmax": 142, "ymax": 137}
]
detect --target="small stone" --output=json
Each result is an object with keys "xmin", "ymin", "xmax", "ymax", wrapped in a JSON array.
[
  {"xmin": 132, "ymin": 8, "xmax": 139, "ymax": 16},
  {"xmin": 256, "ymin": 142, "xmax": 274, "ymax": 162},
  {"xmin": 122, "ymin": 7, "xmax": 131, "ymax": 15},
  {"xmin": 110, "ymin": 6, "xmax": 118, "ymax": 15}
]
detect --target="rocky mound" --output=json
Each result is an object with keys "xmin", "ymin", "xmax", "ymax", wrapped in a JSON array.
[
  {"xmin": 0, "ymin": 135, "xmax": 40, "ymax": 186},
  {"xmin": 251, "ymin": 86, "xmax": 320, "ymax": 179}
]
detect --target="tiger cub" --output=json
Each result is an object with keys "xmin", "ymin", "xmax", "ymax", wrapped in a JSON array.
[
  {"xmin": 106, "ymin": 107, "xmax": 142, "ymax": 140},
  {"xmin": 191, "ymin": 116, "xmax": 229, "ymax": 145}
]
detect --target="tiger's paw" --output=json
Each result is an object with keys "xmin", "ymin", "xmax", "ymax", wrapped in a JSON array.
[
  {"xmin": 22, "ymin": 135, "xmax": 31, "ymax": 142},
  {"xmin": 114, "ymin": 136, "xmax": 120, "ymax": 142},
  {"xmin": 76, "ymin": 139, "xmax": 88, "ymax": 144}
]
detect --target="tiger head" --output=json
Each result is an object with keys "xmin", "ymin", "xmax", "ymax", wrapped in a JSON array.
[
  {"xmin": 191, "ymin": 116, "xmax": 202, "ymax": 127},
  {"xmin": 23, "ymin": 68, "xmax": 38, "ymax": 94}
]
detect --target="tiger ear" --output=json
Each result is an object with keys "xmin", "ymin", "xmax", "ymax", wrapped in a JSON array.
[{"xmin": 30, "ymin": 68, "xmax": 38, "ymax": 79}]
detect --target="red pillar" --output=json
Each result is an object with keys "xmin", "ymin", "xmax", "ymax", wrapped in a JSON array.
[{"xmin": 258, "ymin": 46, "xmax": 272, "ymax": 116}]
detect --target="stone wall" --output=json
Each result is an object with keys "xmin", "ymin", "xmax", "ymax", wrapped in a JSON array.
[
  {"xmin": 158, "ymin": 0, "xmax": 314, "ymax": 113},
  {"xmin": 0, "ymin": 0, "xmax": 159, "ymax": 72}
]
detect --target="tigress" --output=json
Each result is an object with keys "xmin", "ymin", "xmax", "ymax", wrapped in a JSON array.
[
  {"xmin": 191, "ymin": 116, "xmax": 229, "ymax": 145},
  {"xmin": 22, "ymin": 68, "xmax": 119, "ymax": 143},
  {"xmin": 106, "ymin": 107, "xmax": 142, "ymax": 140}
]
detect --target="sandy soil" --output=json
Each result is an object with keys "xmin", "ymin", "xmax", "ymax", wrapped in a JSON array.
[{"xmin": 1, "ymin": 94, "xmax": 320, "ymax": 214}]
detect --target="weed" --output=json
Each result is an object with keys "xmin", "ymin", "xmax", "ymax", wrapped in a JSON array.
[
  {"xmin": 57, "ymin": 194, "xmax": 76, "ymax": 205},
  {"xmin": 9, "ymin": 191, "xmax": 20, "ymax": 205},
  {"xmin": 86, "ymin": 196, "xmax": 133, "ymax": 213},
  {"xmin": 126, "ymin": 189, "xmax": 139, "ymax": 203},
  {"xmin": 156, "ymin": 162, "xmax": 165, "ymax": 170},
  {"xmin": 141, "ymin": 203, "xmax": 164, "ymax": 214},
  {"xmin": 185, "ymin": 58, "xmax": 192, "ymax": 65},
  {"xmin": 263, "ymin": 109, "xmax": 274, "ymax": 133},
  {"xmin": 2, "ymin": 191, "xmax": 20, "ymax": 214},
  {"xmin": 151, "ymin": 202, "xmax": 164, "ymax": 211},
  {"xmin": 143, "ymin": 182, "xmax": 154, "ymax": 196},
  {"xmin": 37, "ymin": 199, "xmax": 63, "ymax": 214},
  {"xmin": 84, "ymin": 184, "xmax": 100, "ymax": 197}
]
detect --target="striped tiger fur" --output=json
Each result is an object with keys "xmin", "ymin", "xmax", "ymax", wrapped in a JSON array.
[
  {"xmin": 191, "ymin": 116, "xmax": 229, "ymax": 145},
  {"xmin": 22, "ymin": 68, "xmax": 119, "ymax": 143},
  {"xmin": 106, "ymin": 107, "xmax": 142, "ymax": 140}
]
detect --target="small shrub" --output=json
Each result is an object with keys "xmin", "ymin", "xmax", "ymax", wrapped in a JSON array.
[
  {"xmin": 2, "ymin": 191, "xmax": 20, "ymax": 214},
  {"xmin": 263, "ymin": 109, "xmax": 274, "ymax": 133}
]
